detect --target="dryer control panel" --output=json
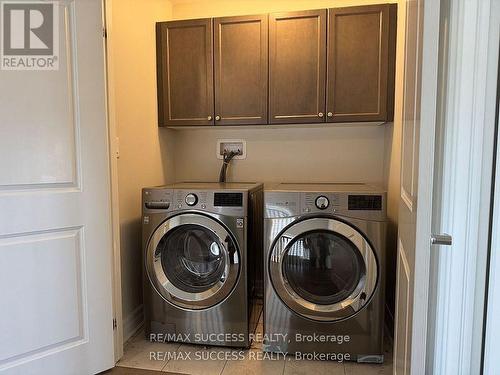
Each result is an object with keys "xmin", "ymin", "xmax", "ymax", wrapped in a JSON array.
[{"xmin": 265, "ymin": 191, "xmax": 386, "ymax": 221}]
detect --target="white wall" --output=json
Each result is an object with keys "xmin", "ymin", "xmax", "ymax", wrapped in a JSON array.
[{"xmin": 107, "ymin": 0, "xmax": 175, "ymax": 342}]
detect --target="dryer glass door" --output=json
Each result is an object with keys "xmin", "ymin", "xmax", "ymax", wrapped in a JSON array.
[
  {"xmin": 282, "ymin": 230, "xmax": 366, "ymax": 305},
  {"xmin": 146, "ymin": 213, "xmax": 240, "ymax": 310},
  {"xmin": 270, "ymin": 217, "xmax": 378, "ymax": 321}
]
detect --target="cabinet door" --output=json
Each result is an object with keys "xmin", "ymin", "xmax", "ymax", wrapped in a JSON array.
[
  {"xmin": 214, "ymin": 15, "xmax": 268, "ymax": 125},
  {"xmin": 327, "ymin": 5, "xmax": 396, "ymax": 123},
  {"xmin": 269, "ymin": 10, "xmax": 327, "ymax": 124},
  {"xmin": 156, "ymin": 19, "xmax": 214, "ymax": 127}
]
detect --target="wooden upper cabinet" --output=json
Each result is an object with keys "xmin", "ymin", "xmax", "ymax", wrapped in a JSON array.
[
  {"xmin": 327, "ymin": 5, "xmax": 396, "ymax": 122},
  {"xmin": 155, "ymin": 5, "xmax": 397, "ymax": 127},
  {"xmin": 156, "ymin": 19, "xmax": 214, "ymax": 127},
  {"xmin": 269, "ymin": 10, "xmax": 327, "ymax": 124},
  {"xmin": 214, "ymin": 15, "xmax": 268, "ymax": 125}
]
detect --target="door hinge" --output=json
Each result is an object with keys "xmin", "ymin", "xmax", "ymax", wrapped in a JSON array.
[
  {"xmin": 112, "ymin": 318, "xmax": 117, "ymax": 330},
  {"xmin": 103, "ymin": 27, "xmax": 107, "ymax": 39}
]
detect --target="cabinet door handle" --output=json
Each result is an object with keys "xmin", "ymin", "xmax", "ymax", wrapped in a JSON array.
[
  {"xmin": 318, "ymin": 112, "xmax": 324, "ymax": 118},
  {"xmin": 215, "ymin": 115, "xmax": 221, "ymax": 121},
  {"xmin": 327, "ymin": 112, "xmax": 333, "ymax": 118},
  {"xmin": 207, "ymin": 115, "xmax": 213, "ymax": 121}
]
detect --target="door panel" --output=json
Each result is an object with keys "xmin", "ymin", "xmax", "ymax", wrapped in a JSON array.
[
  {"xmin": 400, "ymin": 2, "xmax": 420, "ymax": 205},
  {"xmin": 214, "ymin": 15, "xmax": 268, "ymax": 125},
  {"xmin": 157, "ymin": 19, "xmax": 214, "ymax": 126},
  {"xmin": 0, "ymin": 229, "xmax": 84, "ymax": 363},
  {"xmin": 269, "ymin": 10, "xmax": 326, "ymax": 124},
  {"xmin": 0, "ymin": 1, "xmax": 114, "ymax": 373},
  {"xmin": 0, "ymin": 10, "xmax": 77, "ymax": 187},
  {"xmin": 394, "ymin": 240, "xmax": 411, "ymax": 373},
  {"xmin": 327, "ymin": 5, "xmax": 394, "ymax": 122}
]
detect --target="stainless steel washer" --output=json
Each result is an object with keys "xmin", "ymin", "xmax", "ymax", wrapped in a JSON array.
[
  {"xmin": 264, "ymin": 183, "xmax": 387, "ymax": 363},
  {"xmin": 142, "ymin": 182, "xmax": 263, "ymax": 348}
]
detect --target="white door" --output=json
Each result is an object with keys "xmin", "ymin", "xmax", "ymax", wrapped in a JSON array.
[
  {"xmin": 0, "ymin": 1, "xmax": 114, "ymax": 374},
  {"xmin": 394, "ymin": 0, "xmax": 442, "ymax": 374}
]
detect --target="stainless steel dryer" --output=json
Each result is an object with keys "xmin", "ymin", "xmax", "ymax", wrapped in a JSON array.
[
  {"xmin": 264, "ymin": 183, "xmax": 386, "ymax": 363},
  {"xmin": 142, "ymin": 182, "xmax": 263, "ymax": 348}
]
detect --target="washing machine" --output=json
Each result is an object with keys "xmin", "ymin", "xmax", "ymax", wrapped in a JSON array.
[
  {"xmin": 142, "ymin": 182, "xmax": 263, "ymax": 348},
  {"xmin": 264, "ymin": 183, "xmax": 386, "ymax": 363}
]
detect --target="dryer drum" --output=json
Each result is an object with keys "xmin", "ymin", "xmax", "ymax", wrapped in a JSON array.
[
  {"xmin": 269, "ymin": 217, "xmax": 378, "ymax": 322},
  {"xmin": 282, "ymin": 230, "xmax": 367, "ymax": 306}
]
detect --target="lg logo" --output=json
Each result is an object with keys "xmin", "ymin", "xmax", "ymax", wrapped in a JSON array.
[{"xmin": 1, "ymin": 1, "xmax": 59, "ymax": 70}]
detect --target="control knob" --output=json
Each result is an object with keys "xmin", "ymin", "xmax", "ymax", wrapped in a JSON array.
[
  {"xmin": 185, "ymin": 193, "xmax": 198, "ymax": 206},
  {"xmin": 315, "ymin": 196, "xmax": 329, "ymax": 210}
]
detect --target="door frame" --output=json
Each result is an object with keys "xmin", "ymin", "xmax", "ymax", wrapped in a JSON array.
[
  {"xmin": 103, "ymin": 0, "xmax": 124, "ymax": 362},
  {"xmin": 483, "ymin": 55, "xmax": 500, "ymax": 375},
  {"xmin": 101, "ymin": 0, "xmax": 500, "ymax": 367},
  {"xmin": 425, "ymin": 0, "xmax": 500, "ymax": 374},
  {"xmin": 481, "ymin": 4, "xmax": 500, "ymax": 372}
]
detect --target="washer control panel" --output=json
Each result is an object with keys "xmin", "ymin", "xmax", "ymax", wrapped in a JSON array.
[
  {"xmin": 143, "ymin": 187, "xmax": 249, "ymax": 216},
  {"xmin": 174, "ymin": 190, "xmax": 208, "ymax": 209},
  {"xmin": 174, "ymin": 190, "xmax": 247, "ymax": 216}
]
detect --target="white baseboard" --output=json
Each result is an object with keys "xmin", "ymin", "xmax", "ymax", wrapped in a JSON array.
[{"xmin": 123, "ymin": 304, "xmax": 144, "ymax": 343}]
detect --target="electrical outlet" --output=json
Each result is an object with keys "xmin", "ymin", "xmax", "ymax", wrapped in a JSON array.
[{"xmin": 216, "ymin": 139, "xmax": 246, "ymax": 159}]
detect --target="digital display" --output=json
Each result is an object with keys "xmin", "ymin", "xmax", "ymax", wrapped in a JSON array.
[
  {"xmin": 214, "ymin": 193, "xmax": 243, "ymax": 207},
  {"xmin": 348, "ymin": 195, "xmax": 382, "ymax": 211}
]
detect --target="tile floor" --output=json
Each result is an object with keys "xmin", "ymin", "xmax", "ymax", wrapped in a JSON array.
[{"xmin": 117, "ymin": 312, "xmax": 393, "ymax": 375}]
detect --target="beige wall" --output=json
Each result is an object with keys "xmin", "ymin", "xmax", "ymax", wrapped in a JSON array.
[
  {"xmin": 170, "ymin": 0, "xmax": 397, "ymax": 19},
  {"xmin": 169, "ymin": 0, "xmax": 400, "ymax": 186},
  {"xmin": 169, "ymin": 0, "xmax": 404, "ymax": 322},
  {"xmin": 109, "ymin": 0, "xmax": 404, "ymax": 340},
  {"xmin": 174, "ymin": 125, "xmax": 387, "ymax": 184},
  {"xmin": 107, "ymin": 0, "xmax": 175, "ymax": 340}
]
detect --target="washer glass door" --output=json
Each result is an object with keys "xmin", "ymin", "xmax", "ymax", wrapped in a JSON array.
[
  {"xmin": 146, "ymin": 213, "xmax": 240, "ymax": 310},
  {"xmin": 270, "ymin": 217, "xmax": 378, "ymax": 321}
]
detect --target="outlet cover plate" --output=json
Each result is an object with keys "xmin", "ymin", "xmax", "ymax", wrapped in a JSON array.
[{"xmin": 216, "ymin": 139, "xmax": 246, "ymax": 160}]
